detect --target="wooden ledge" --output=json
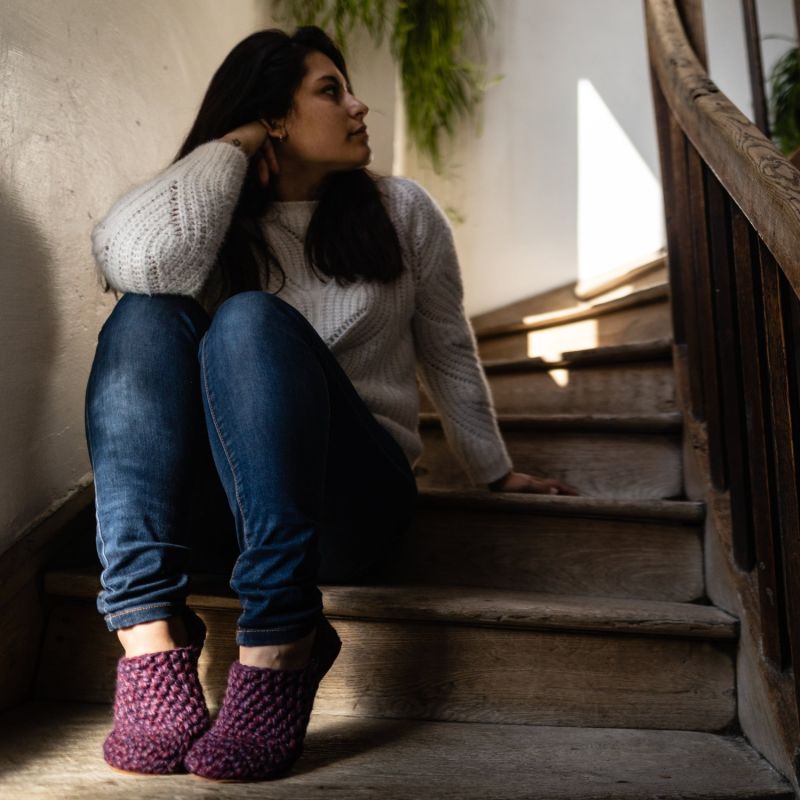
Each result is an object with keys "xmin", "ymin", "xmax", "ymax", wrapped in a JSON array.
[
  {"xmin": 417, "ymin": 487, "xmax": 705, "ymax": 524},
  {"xmin": 43, "ymin": 570, "xmax": 738, "ymax": 641},
  {"xmin": 418, "ymin": 411, "xmax": 683, "ymax": 433},
  {"xmin": 574, "ymin": 251, "xmax": 668, "ymax": 301},
  {"xmin": 481, "ymin": 337, "xmax": 674, "ymax": 374},
  {"xmin": 476, "ymin": 283, "xmax": 669, "ymax": 341}
]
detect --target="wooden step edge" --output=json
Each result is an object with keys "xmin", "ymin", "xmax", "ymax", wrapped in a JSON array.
[
  {"xmin": 417, "ymin": 487, "xmax": 705, "ymax": 524},
  {"xmin": 481, "ymin": 337, "xmax": 674, "ymax": 374},
  {"xmin": 573, "ymin": 250, "xmax": 668, "ymax": 301},
  {"xmin": 43, "ymin": 571, "xmax": 738, "ymax": 641},
  {"xmin": 419, "ymin": 411, "xmax": 683, "ymax": 433},
  {"xmin": 476, "ymin": 283, "xmax": 670, "ymax": 341}
]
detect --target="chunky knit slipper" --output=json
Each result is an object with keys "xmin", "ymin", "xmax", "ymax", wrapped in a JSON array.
[
  {"xmin": 184, "ymin": 615, "xmax": 342, "ymax": 782},
  {"xmin": 103, "ymin": 608, "xmax": 211, "ymax": 775}
]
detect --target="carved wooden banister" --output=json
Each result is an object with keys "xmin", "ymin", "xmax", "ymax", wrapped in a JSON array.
[
  {"xmin": 645, "ymin": 0, "xmax": 800, "ymax": 751},
  {"xmin": 647, "ymin": 0, "xmax": 800, "ymax": 292}
]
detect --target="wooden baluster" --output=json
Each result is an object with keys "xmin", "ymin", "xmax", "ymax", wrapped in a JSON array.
[
  {"xmin": 794, "ymin": 0, "xmax": 800, "ymax": 45},
  {"xmin": 686, "ymin": 144, "xmax": 726, "ymax": 487},
  {"xmin": 705, "ymin": 172, "xmax": 753, "ymax": 562},
  {"xmin": 759, "ymin": 242, "xmax": 800, "ymax": 696},
  {"xmin": 669, "ymin": 125, "xmax": 706, "ymax": 420},
  {"xmin": 730, "ymin": 203, "xmax": 785, "ymax": 667},
  {"xmin": 648, "ymin": 62, "xmax": 686, "ymax": 348},
  {"xmin": 741, "ymin": 0, "xmax": 771, "ymax": 135},
  {"xmin": 673, "ymin": 0, "xmax": 708, "ymax": 68}
]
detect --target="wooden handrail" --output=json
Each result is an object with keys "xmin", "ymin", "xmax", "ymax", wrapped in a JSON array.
[
  {"xmin": 646, "ymin": 0, "xmax": 800, "ymax": 299},
  {"xmin": 647, "ymin": 0, "xmax": 800, "ymax": 781}
]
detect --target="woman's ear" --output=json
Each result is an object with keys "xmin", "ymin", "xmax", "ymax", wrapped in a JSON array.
[{"xmin": 260, "ymin": 118, "xmax": 287, "ymax": 141}]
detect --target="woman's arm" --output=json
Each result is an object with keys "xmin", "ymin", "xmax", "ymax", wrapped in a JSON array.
[
  {"xmin": 405, "ymin": 181, "xmax": 580, "ymax": 497},
  {"xmin": 406, "ymin": 180, "xmax": 515, "ymax": 488},
  {"xmin": 90, "ymin": 140, "xmax": 249, "ymax": 298}
]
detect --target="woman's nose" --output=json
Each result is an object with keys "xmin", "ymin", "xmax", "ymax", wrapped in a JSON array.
[{"xmin": 350, "ymin": 95, "xmax": 369, "ymax": 118}]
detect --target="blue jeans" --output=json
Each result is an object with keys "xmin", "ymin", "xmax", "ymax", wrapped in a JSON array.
[{"xmin": 84, "ymin": 290, "xmax": 418, "ymax": 646}]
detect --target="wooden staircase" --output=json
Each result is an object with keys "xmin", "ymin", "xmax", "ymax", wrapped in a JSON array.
[{"xmin": 1, "ymin": 269, "xmax": 794, "ymax": 797}]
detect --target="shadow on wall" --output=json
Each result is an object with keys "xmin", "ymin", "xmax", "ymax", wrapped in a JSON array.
[{"xmin": 0, "ymin": 173, "xmax": 60, "ymax": 553}]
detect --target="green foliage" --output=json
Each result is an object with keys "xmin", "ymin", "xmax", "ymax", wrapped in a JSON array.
[
  {"xmin": 768, "ymin": 44, "xmax": 800, "ymax": 155},
  {"xmin": 273, "ymin": 0, "xmax": 391, "ymax": 53},
  {"xmin": 272, "ymin": 0, "xmax": 499, "ymax": 174}
]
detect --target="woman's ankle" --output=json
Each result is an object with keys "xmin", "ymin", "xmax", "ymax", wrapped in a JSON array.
[
  {"xmin": 117, "ymin": 616, "xmax": 189, "ymax": 657},
  {"xmin": 239, "ymin": 626, "xmax": 316, "ymax": 669}
]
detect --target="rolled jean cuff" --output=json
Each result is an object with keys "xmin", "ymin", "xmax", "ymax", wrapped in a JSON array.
[
  {"xmin": 236, "ymin": 607, "xmax": 323, "ymax": 647},
  {"xmin": 102, "ymin": 600, "xmax": 186, "ymax": 632}
]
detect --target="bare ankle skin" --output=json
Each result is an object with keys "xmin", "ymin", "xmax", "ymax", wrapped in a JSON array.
[
  {"xmin": 239, "ymin": 626, "xmax": 317, "ymax": 669},
  {"xmin": 117, "ymin": 616, "xmax": 189, "ymax": 658}
]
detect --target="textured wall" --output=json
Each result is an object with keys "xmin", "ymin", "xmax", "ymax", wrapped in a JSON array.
[{"xmin": 401, "ymin": 0, "xmax": 794, "ymax": 318}]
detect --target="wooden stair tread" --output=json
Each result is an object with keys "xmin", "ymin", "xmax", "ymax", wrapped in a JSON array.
[
  {"xmin": 476, "ymin": 283, "xmax": 670, "ymax": 340},
  {"xmin": 0, "ymin": 700, "xmax": 792, "ymax": 799},
  {"xmin": 419, "ymin": 411, "xmax": 683, "ymax": 433},
  {"xmin": 480, "ymin": 337, "xmax": 674, "ymax": 373},
  {"xmin": 417, "ymin": 487, "xmax": 705, "ymax": 523},
  {"xmin": 44, "ymin": 569, "xmax": 738, "ymax": 640}
]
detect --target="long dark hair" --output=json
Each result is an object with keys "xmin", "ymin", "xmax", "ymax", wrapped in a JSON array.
[{"xmin": 177, "ymin": 25, "xmax": 404, "ymax": 310}]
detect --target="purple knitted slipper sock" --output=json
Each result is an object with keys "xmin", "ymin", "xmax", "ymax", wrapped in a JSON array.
[
  {"xmin": 184, "ymin": 615, "xmax": 342, "ymax": 782},
  {"xmin": 103, "ymin": 608, "xmax": 211, "ymax": 775}
]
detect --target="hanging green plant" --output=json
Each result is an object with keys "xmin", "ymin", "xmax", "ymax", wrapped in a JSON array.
[
  {"xmin": 271, "ymin": 0, "xmax": 501, "ymax": 174},
  {"xmin": 768, "ymin": 42, "xmax": 800, "ymax": 155}
]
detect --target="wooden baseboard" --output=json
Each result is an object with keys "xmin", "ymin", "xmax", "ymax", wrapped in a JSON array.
[{"xmin": 0, "ymin": 478, "xmax": 95, "ymax": 711}]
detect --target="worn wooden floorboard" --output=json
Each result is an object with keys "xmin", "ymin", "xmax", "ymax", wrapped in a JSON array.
[{"xmin": 0, "ymin": 701, "xmax": 792, "ymax": 799}]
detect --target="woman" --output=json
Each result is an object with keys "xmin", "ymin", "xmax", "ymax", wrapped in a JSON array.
[{"xmin": 85, "ymin": 25, "xmax": 579, "ymax": 783}]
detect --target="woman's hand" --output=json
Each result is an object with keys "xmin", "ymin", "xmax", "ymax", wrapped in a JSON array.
[
  {"xmin": 219, "ymin": 119, "xmax": 280, "ymax": 188},
  {"xmin": 488, "ymin": 470, "xmax": 580, "ymax": 495}
]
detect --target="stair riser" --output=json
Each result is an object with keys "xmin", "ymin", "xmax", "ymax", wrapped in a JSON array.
[
  {"xmin": 36, "ymin": 601, "xmax": 735, "ymax": 732},
  {"xmin": 421, "ymin": 363, "xmax": 676, "ymax": 416},
  {"xmin": 416, "ymin": 430, "xmax": 683, "ymax": 499},
  {"xmin": 477, "ymin": 304, "xmax": 672, "ymax": 360},
  {"xmin": 392, "ymin": 508, "xmax": 704, "ymax": 602}
]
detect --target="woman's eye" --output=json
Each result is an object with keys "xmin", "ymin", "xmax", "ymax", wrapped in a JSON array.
[{"xmin": 323, "ymin": 85, "xmax": 338, "ymax": 96}]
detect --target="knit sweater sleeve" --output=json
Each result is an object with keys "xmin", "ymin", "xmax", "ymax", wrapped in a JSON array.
[
  {"xmin": 90, "ymin": 140, "xmax": 249, "ymax": 298},
  {"xmin": 402, "ymin": 179, "xmax": 514, "ymax": 487}
]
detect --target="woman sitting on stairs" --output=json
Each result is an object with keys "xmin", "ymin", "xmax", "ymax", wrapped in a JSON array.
[{"xmin": 84, "ymin": 24, "xmax": 580, "ymax": 784}]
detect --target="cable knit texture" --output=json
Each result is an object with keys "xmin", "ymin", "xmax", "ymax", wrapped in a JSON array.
[
  {"xmin": 91, "ymin": 139, "xmax": 513, "ymax": 486},
  {"xmin": 103, "ymin": 642, "xmax": 211, "ymax": 774},
  {"xmin": 184, "ymin": 615, "xmax": 343, "ymax": 781}
]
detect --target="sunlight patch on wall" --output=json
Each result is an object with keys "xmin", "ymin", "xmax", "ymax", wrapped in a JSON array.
[{"xmin": 577, "ymin": 78, "xmax": 665, "ymax": 285}]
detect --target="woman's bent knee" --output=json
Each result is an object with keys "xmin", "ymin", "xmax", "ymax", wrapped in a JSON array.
[
  {"xmin": 98, "ymin": 292, "xmax": 210, "ymax": 343},
  {"xmin": 210, "ymin": 290, "xmax": 303, "ymax": 333}
]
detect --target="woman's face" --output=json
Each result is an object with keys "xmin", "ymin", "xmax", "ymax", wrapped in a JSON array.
[{"xmin": 279, "ymin": 50, "xmax": 371, "ymax": 172}]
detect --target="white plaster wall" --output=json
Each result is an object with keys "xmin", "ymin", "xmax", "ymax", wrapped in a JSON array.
[
  {"xmin": 705, "ymin": 0, "xmax": 797, "ymax": 121},
  {"xmin": 401, "ymin": 0, "xmax": 668, "ymax": 318},
  {"xmin": 400, "ymin": 0, "xmax": 796, "ymax": 318},
  {"xmin": 0, "ymin": 0, "xmax": 261, "ymax": 556}
]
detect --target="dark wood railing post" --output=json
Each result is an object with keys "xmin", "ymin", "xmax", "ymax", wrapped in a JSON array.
[
  {"xmin": 673, "ymin": 0, "xmax": 707, "ymax": 68},
  {"xmin": 741, "ymin": 0, "xmax": 771, "ymax": 135},
  {"xmin": 729, "ymin": 203, "xmax": 785, "ymax": 665}
]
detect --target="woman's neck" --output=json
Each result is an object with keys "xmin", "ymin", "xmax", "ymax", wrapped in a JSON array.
[{"xmin": 267, "ymin": 162, "xmax": 328, "ymax": 201}]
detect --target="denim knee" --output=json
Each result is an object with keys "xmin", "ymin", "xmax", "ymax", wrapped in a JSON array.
[
  {"xmin": 98, "ymin": 292, "xmax": 210, "ymax": 343},
  {"xmin": 209, "ymin": 291, "xmax": 306, "ymax": 338}
]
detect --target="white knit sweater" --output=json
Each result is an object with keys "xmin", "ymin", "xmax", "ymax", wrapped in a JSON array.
[{"xmin": 90, "ymin": 140, "xmax": 514, "ymax": 486}]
